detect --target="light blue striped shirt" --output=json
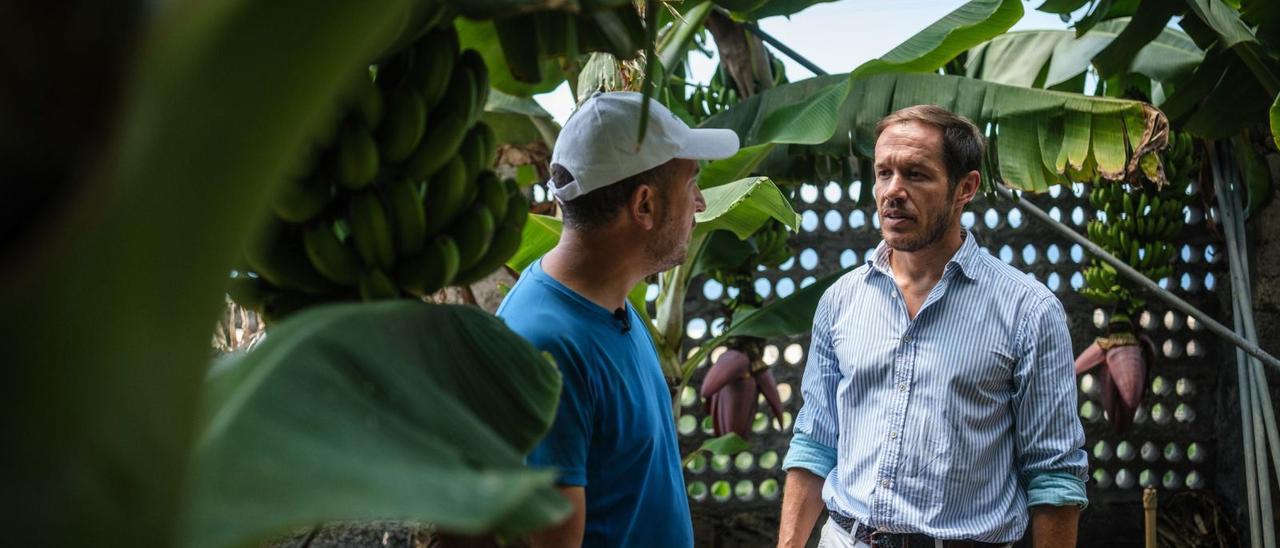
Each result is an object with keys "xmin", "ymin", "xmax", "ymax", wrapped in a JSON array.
[{"xmin": 784, "ymin": 230, "xmax": 1087, "ymax": 543}]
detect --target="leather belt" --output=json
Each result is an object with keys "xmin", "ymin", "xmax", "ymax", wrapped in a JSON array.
[{"xmin": 828, "ymin": 510, "xmax": 1011, "ymax": 548}]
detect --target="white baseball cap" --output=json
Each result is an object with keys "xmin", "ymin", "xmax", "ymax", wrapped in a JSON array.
[{"xmin": 549, "ymin": 91, "xmax": 740, "ymax": 201}]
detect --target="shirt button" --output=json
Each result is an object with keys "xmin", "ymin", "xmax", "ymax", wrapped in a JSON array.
[
  {"xmin": 902, "ymin": 335, "xmax": 912, "ymax": 342},
  {"xmin": 881, "ymin": 479, "xmax": 891, "ymax": 488},
  {"xmin": 889, "ymin": 431, "xmax": 898, "ymax": 439},
  {"xmin": 898, "ymin": 383, "xmax": 907, "ymax": 392}
]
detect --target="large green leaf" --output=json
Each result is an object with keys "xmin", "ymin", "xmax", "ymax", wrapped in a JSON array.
[
  {"xmin": 1181, "ymin": 0, "xmax": 1280, "ymax": 95},
  {"xmin": 483, "ymin": 88, "xmax": 560, "ymax": 147},
  {"xmin": 458, "ymin": 17, "xmax": 566, "ymax": 97},
  {"xmin": 849, "ymin": 0, "xmax": 1023, "ymax": 79},
  {"xmin": 699, "ymin": 143, "xmax": 777, "ymax": 189},
  {"xmin": 508, "ymin": 214, "xmax": 563, "ymax": 273},
  {"xmin": 695, "ymin": 176, "xmax": 800, "ymax": 238},
  {"xmin": 703, "ymin": 72, "xmax": 1167, "ymax": 191},
  {"xmin": 1092, "ymin": 1, "xmax": 1181, "ymax": 78},
  {"xmin": 1, "ymin": 0, "xmax": 430, "ymax": 545},
  {"xmin": 964, "ymin": 19, "xmax": 1203, "ymax": 90},
  {"xmin": 734, "ymin": 0, "xmax": 1022, "ymax": 149},
  {"xmin": 183, "ymin": 302, "xmax": 568, "ymax": 548},
  {"xmin": 725, "ymin": 266, "xmax": 853, "ymax": 339}
]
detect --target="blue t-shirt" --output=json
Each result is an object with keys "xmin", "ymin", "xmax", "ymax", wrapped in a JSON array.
[{"xmin": 497, "ymin": 259, "xmax": 693, "ymax": 548}]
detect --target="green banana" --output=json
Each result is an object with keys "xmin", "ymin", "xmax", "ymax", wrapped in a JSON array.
[
  {"xmin": 375, "ymin": 48, "xmax": 414, "ymax": 92},
  {"xmin": 448, "ymin": 204, "xmax": 495, "ymax": 272},
  {"xmin": 270, "ymin": 173, "xmax": 332, "ymax": 223},
  {"xmin": 476, "ymin": 171, "xmax": 509, "ymax": 223},
  {"xmin": 244, "ymin": 217, "xmax": 337, "ymax": 296},
  {"xmin": 411, "ymin": 26, "xmax": 458, "ymax": 108},
  {"xmin": 460, "ymin": 49, "xmax": 489, "ymax": 122},
  {"xmin": 394, "ymin": 235, "xmax": 460, "ymax": 296},
  {"xmin": 459, "ymin": 125, "xmax": 488, "ymax": 184},
  {"xmin": 357, "ymin": 268, "xmax": 400, "ymax": 301},
  {"xmin": 493, "ymin": 14, "xmax": 541, "ymax": 84},
  {"xmin": 383, "ymin": 178, "xmax": 427, "ymax": 256},
  {"xmin": 349, "ymin": 191, "xmax": 397, "ymax": 270},
  {"xmin": 475, "ymin": 122, "xmax": 496, "ymax": 170},
  {"xmin": 336, "ymin": 124, "xmax": 379, "ymax": 190},
  {"xmin": 423, "ymin": 156, "xmax": 470, "ymax": 235},
  {"xmin": 358, "ymin": 76, "xmax": 384, "ymax": 129},
  {"xmin": 303, "ymin": 220, "xmax": 361, "ymax": 286},
  {"xmin": 403, "ymin": 105, "xmax": 470, "ymax": 180},
  {"xmin": 377, "ymin": 88, "xmax": 427, "ymax": 163},
  {"xmin": 437, "ymin": 59, "xmax": 477, "ymax": 129},
  {"xmin": 503, "ymin": 181, "xmax": 529, "ymax": 228},
  {"xmin": 453, "ymin": 223, "xmax": 521, "ymax": 285}
]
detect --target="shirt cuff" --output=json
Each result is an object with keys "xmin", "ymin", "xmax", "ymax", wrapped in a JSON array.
[
  {"xmin": 782, "ymin": 432, "xmax": 837, "ymax": 478},
  {"xmin": 1026, "ymin": 471, "xmax": 1088, "ymax": 509}
]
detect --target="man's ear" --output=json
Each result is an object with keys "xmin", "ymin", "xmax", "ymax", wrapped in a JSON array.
[
  {"xmin": 629, "ymin": 183, "xmax": 659, "ymax": 230},
  {"xmin": 955, "ymin": 170, "xmax": 980, "ymax": 207}
]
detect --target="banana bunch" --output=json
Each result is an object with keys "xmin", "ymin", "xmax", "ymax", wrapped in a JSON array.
[
  {"xmin": 751, "ymin": 218, "xmax": 794, "ymax": 269},
  {"xmin": 234, "ymin": 21, "xmax": 529, "ymax": 323},
  {"xmin": 1079, "ymin": 130, "xmax": 1197, "ymax": 317},
  {"xmin": 685, "ymin": 62, "xmax": 740, "ymax": 121},
  {"xmin": 706, "ymin": 219, "xmax": 794, "ymax": 310}
]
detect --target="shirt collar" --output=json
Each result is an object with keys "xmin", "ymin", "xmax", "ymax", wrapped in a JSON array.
[{"xmin": 865, "ymin": 229, "xmax": 982, "ymax": 281}]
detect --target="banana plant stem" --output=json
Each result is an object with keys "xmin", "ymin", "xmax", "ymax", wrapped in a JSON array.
[{"xmin": 992, "ymin": 184, "xmax": 1280, "ymax": 373}]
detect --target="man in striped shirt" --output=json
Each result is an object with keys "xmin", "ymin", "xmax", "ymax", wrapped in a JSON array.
[{"xmin": 777, "ymin": 105, "xmax": 1088, "ymax": 548}]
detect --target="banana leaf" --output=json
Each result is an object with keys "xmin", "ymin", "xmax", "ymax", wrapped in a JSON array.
[
  {"xmin": 1, "ymin": 0, "xmax": 432, "ymax": 545},
  {"xmin": 850, "ymin": 0, "xmax": 1023, "ymax": 79},
  {"xmin": 698, "ymin": 143, "xmax": 777, "ymax": 189},
  {"xmin": 695, "ymin": 176, "xmax": 800, "ymax": 238},
  {"xmin": 182, "ymin": 302, "xmax": 568, "ymax": 548},
  {"xmin": 483, "ymin": 88, "xmax": 560, "ymax": 148},
  {"xmin": 733, "ymin": 0, "xmax": 1023, "ymax": 149},
  {"xmin": 702, "ymin": 72, "xmax": 1168, "ymax": 191},
  {"xmin": 458, "ymin": 17, "xmax": 566, "ymax": 97},
  {"xmin": 964, "ymin": 19, "xmax": 1203, "ymax": 90}
]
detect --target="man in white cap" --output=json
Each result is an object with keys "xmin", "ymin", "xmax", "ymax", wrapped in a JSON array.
[{"xmin": 497, "ymin": 91, "xmax": 739, "ymax": 548}]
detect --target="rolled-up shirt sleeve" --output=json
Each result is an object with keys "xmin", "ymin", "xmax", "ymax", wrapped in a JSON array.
[
  {"xmin": 783, "ymin": 285, "xmax": 842, "ymax": 478},
  {"xmin": 1012, "ymin": 295, "xmax": 1089, "ymax": 508}
]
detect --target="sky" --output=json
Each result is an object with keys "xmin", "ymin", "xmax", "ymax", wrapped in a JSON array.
[{"xmin": 534, "ymin": 0, "xmax": 1080, "ymax": 125}]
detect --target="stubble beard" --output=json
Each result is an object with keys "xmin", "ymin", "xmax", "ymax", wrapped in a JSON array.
[{"xmin": 882, "ymin": 195, "xmax": 957, "ymax": 253}]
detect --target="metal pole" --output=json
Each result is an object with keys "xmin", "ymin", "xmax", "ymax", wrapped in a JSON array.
[
  {"xmin": 993, "ymin": 183, "xmax": 1280, "ymax": 373},
  {"xmin": 1220, "ymin": 146, "xmax": 1280, "ymax": 482},
  {"xmin": 1215, "ymin": 142, "xmax": 1277, "ymax": 547},
  {"xmin": 739, "ymin": 21, "xmax": 829, "ymax": 76}
]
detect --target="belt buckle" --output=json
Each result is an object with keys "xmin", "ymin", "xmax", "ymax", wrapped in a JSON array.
[{"xmin": 868, "ymin": 530, "xmax": 899, "ymax": 548}]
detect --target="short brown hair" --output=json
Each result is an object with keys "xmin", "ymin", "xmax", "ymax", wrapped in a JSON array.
[{"xmin": 875, "ymin": 105, "xmax": 985, "ymax": 189}]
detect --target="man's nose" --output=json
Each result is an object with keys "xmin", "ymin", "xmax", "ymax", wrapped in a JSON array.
[{"xmin": 877, "ymin": 173, "xmax": 908, "ymax": 202}]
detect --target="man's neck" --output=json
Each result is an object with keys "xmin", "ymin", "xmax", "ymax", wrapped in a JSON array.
[
  {"xmin": 889, "ymin": 226, "xmax": 964, "ymax": 290},
  {"xmin": 542, "ymin": 229, "xmax": 648, "ymax": 312}
]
